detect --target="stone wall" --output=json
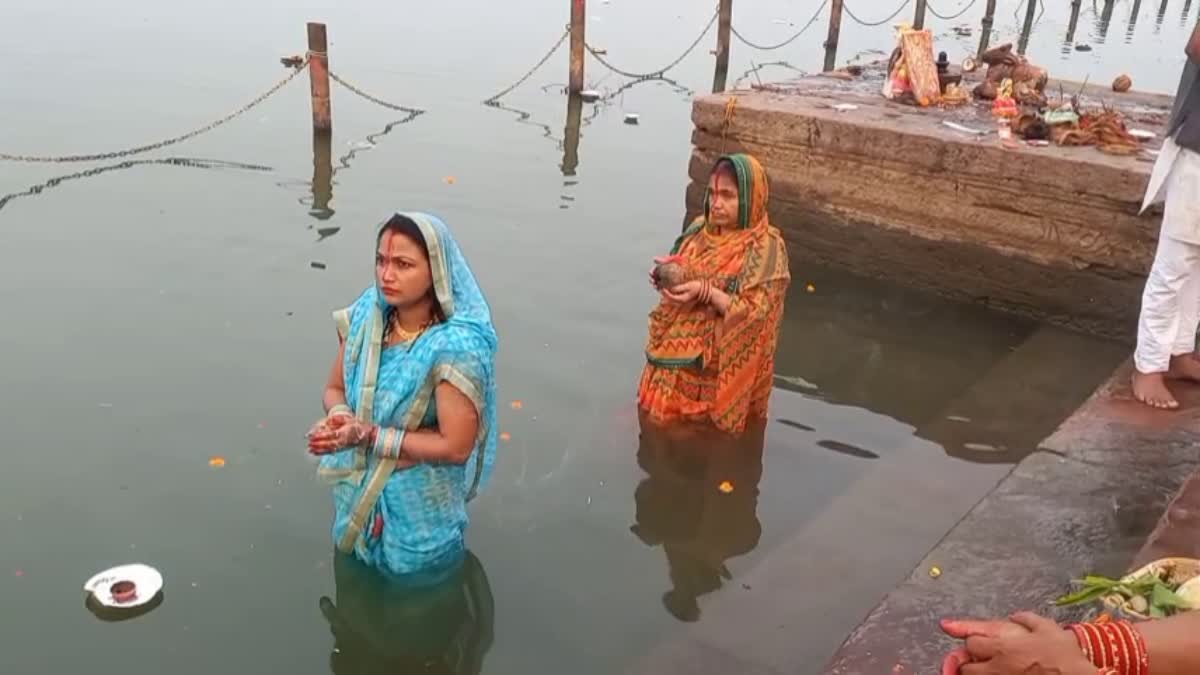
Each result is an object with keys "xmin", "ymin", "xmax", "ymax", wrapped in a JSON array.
[{"xmin": 687, "ymin": 87, "xmax": 1170, "ymax": 338}]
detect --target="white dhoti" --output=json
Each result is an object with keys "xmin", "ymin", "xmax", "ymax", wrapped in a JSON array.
[{"xmin": 1134, "ymin": 137, "xmax": 1200, "ymax": 373}]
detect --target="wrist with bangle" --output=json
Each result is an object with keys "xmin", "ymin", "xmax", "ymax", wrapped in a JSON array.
[
  {"xmin": 327, "ymin": 403, "xmax": 353, "ymax": 419},
  {"xmin": 1066, "ymin": 620, "xmax": 1149, "ymax": 675},
  {"xmin": 366, "ymin": 423, "xmax": 407, "ymax": 461}
]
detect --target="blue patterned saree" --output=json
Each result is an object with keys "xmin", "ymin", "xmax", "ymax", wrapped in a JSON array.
[{"xmin": 317, "ymin": 213, "xmax": 498, "ymax": 581}]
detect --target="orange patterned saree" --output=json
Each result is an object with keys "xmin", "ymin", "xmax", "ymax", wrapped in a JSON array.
[{"xmin": 637, "ymin": 154, "xmax": 791, "ymax": 434}]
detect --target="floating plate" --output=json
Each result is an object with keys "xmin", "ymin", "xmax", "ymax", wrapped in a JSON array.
[{"xmin": 84, "ymin": 563, "xmax": 164, "ymax": 610}]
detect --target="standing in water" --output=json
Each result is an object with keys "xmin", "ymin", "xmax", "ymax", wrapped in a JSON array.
[
  {"xmin": 638, "ymin": 153, "xmax": 791, "ymax": 434},
  {"xmin": 630, "ymin": 417, "xmax": 766, "ymax": 622},
  {"xmin": 307, "ymin": 212, "xmax": 499, "ymax": 581},
  {"xmin": 1132, "ymin": 20, "xmax": 1200, "ymax": 409}
]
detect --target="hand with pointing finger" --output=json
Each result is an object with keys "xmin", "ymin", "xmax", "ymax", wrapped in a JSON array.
[{"xmin": 941, "ymin": 613, "xmax": 1094, "ymax": 675}]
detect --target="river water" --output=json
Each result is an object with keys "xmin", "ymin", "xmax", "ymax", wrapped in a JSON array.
[{"xmin": 0, "ymin": 1, "xmax": 1179, "ymax": 673}]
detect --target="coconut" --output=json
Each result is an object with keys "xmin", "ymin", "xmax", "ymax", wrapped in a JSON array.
[{"xmin": 1113, "ymin": 74, "xmax": 1133, "ymax": 93}]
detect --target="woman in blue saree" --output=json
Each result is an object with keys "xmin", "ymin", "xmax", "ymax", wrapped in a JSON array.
[{"xmin": 307, "ymin": 212, "xmax": 498, "ymax": 583}]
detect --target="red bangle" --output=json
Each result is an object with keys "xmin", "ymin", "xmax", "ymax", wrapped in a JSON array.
[{"xmin": 1068, "ymin": 621, "xmax": 1149, "ymax": 675}]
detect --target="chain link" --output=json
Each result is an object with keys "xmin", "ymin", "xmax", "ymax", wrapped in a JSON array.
[
  {"xmin": 732, "ymin": 61, "xmax": 809, "ymax": 90},
  {"xmin": 844, "ymin": 0, "xmax": 915, "ymax": 27},
  {"xmin": 328, "ymin": 71, "xmax": 426, "ymax": 116},
  {"xmin": 731, "ymin": 0, "xmax": 831, "ymax": 52},
  {"xmin": 927, "ymin": 0, "xmax": 981, "ymax": 20},
  {"xmin": 0, "ymin": 62, "xmax": 309, "ymax": 164},
  {"xmin": 0, "ymin": 157, "xmax": 272, "ymax": 213},
  {"xmin": 586, "ymin": 8, "xmax": 719, "ymax": 80},
  {"xmin": 483, "ymin": 28, "xmax": 572, "ymax": 105}
]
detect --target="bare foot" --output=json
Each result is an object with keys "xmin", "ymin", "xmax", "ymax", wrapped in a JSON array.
[
  {"xmin": 1132, "ymin": 370, "xmax": 1179, "ymax": 409},
  {"xmin": 1168, "ymin": 353, "xmax": 1200, "ymax": 383}
]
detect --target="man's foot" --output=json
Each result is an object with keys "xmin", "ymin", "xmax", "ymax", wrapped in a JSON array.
[
  {"xmin": 1132, "ymin": 370, "xmax": 1179, "ymax": 409},
  {"xmin": 1173, "ymin": 352, "xmax": 1200, "ymax": 382}
]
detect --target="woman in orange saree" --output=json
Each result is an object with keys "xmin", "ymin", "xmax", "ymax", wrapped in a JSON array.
[{"xmin": 637, "ymin": 153, "xmax": 791, "ymax": 435}]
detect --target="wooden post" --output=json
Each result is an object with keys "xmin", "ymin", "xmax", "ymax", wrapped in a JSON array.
[
  {"xmin": 978, "ymin": 0, "xmax": 997, "ymax": 58},
  {"xmin": 712, "ymin": 0, "xmax": 733, "ymax": 93},
  {"xmin": 913, "ymin": 0, "xmax": 928, "ymax": 30},
  {"xmin": 1017, "ymin": 0, "xmax": 1038, "ymax": 55},
  {"xmin": 1158, "ymin": 0, "xmax": 1171, "ymax": 29},
  {"xmin": 823, "ymin": 0, "xmax": 845, "ymax": 72},
  {"xmin": 310, "ymin": 130, "xmax": 334, "ymax": 219},
  {"xmin": 561, "ymin": 93, "xmax": 584, "ymax": 176},
  {"xmin": 569, "ymin": 0, "xmax": 586, "ymax": 94},
  {"xmin": 1066, "ymin": 0, "xmax": 1083, "ymax": 45},
  {"xmin": 307, "ymin": 22, "xmax": 332, "ymax": 133}
]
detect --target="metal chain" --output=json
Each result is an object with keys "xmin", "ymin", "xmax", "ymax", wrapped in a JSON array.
[
  {"xmin": 732, "ymin": 61, "xmax": 809, "ymax": 90},
  {"xmin": 844, "ymin": 0, "xmax": 915, "ymax": 27},
  {"xmin": 328, "ymin": 71, "xmax": 426, "ymax": 115},
  {"xmin": 0, "ymin": 62, "xmax": 309, "ymax": 164},
  {"xmin": 731, "ymin": 0, "xmax": 831, "ymax": 51},
  {"xmin": 483, "ymin": 28, "xmax": 571, "ymax": 105},
  {"xmin": 600, "ymin": 74, "xmax": 694, "ymax": 102},
  {"xmin": 0, "ymin": 157, "xmax": 272, "ymax": 213},
  {"xmin": 586, "ymin": 8, "xmax": 719, "ymax": 80},
  {"xmin": 928, "ymin": 0, "xmax": 981, "ymax": 20}
]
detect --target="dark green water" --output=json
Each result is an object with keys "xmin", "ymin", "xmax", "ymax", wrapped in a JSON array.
[{"xmin": 0, "ymin": 0, "xmax": 1173, "ymax": 672}]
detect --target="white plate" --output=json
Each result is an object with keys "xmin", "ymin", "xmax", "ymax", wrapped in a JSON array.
[{"xmin": 84, "ymin": 564, "xmax": 164, "ymax": 609}]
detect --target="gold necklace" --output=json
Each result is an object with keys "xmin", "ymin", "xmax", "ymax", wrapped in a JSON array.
[{"xmin": 391, "ymin": 316, "xmax": 433, "ymax": 344}]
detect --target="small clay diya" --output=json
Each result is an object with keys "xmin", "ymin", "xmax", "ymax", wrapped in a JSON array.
[{"xmin": 110, "ymin": 580, "xmax": 138, "ymax": 604}]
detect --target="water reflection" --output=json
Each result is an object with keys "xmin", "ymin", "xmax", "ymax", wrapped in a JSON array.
[
  {"xmin": 319, "ymin": 552, "xmax": 494, "ymax": 675},
  {"xmin": 1128, "ymin": 0, "xmax": 1145, "ymax": 42},
  {"xmin": 299, "ymin": 109, "xmax": 423, "ymax": 223},
  {"xmin": 311, "ymin": 130, "xmax": 334, "ymax": 220},
  {"xmin": 1017, "ymin": 0, "xmax": 1042, "ymax": 55},
  {"xmin": 815, "ymin": 439, "xmax": 880, "ymax": 460},
  {"xmin": 487, "ymin": 76, "xmax": 690, "ymax": 187},
  {"xmin": 0, "ymin": 157, "xmax": 272, "ymax": 215},
  {"xmin": 1099, "ymin": 0, "xmax": 1118, "ymax": 42},
  {"xmin": 1065, "ymin": 0, "xmax": 1084, "ymax": 50},
  {"xmin": 769, "ymin": 266, "xmax": 1127, "ymax": 466},
  {"xmin": 84, "ymin": 591, "xmax": 165, "ymax": 623},
  {"xmin": 561, "ymin": 93, "xmax": 583, "ymax": 177},
  {"xmin": 630, "ymin": 413, "xmax": 764, "ymax": 623}
]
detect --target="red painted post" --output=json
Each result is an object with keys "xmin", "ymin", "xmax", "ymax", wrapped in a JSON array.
[
  {"xmin": 307, "ymin": 22, "xmax": 332, "ymax": 133},
  {"xmin": 569, "ymin": 0, "xmax": 586, "ymax": 93}
]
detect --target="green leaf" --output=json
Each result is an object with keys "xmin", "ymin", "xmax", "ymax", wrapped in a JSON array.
[
  {"xmin": 1152, "ymin": 583, "xmax": 1188, "ymax": 610},
  {"xmin": 1055, "ymin": 585, "xmax": 1112, "ymax": 607}
]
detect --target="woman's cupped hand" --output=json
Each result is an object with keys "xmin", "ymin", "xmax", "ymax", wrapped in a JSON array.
[{"xmin": 307, "ymin": 412, "xmax": 371, "ymax": 455}]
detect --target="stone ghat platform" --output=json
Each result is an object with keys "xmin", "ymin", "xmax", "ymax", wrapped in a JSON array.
[
  {"xmin": 823, "ymin": 362, "xmax": 1200, "ymax": 674},
  {"xmin": 687, "ymin": 75, "xmax": 1173, "ymax": 338}
]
